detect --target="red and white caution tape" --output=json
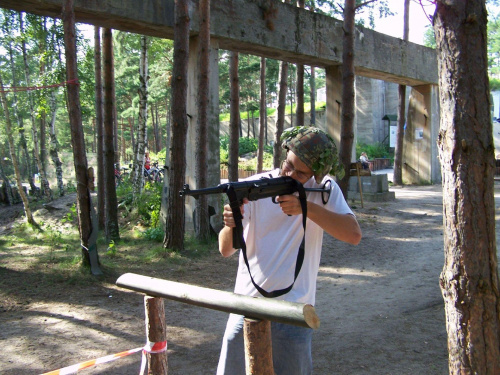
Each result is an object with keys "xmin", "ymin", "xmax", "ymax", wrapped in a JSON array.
[
  {"xmin": 139, "ymin": 340, "xmax": 168, "ymax": 375},
  {"xmin": 40, "ymin": 340, "xmax": 167, "ymax": 375}
]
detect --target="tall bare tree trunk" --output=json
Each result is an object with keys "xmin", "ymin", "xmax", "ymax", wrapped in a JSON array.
[
  {"xmin": 164, "ymin": 0, "xmax": 190, "ymax": 251},
  {"xmin": 273, "ymin": 60, "xmax": 288, "ymax": 168},
  {"xmin": 62, "ymin": 0, "xmax": 101, "ymax": 274},
  {"xmin": 310, "ymin": 66, "xmax": 316, "ymax": 126},
  {"xmin": 20, "ymin": 13, "xmax": 52, "ymax": 201},
  {"xmin": 434, "ymin": 1, "xmax": 500, "ymax": 373},
  {"xmin": 228, "ymin": 51, "xmax": 240, "ymax": 182},
  {"xmin": 337, "ymin": 0, "xmax": 356, "ymax": 198},
  {"xmin": 121, "ymin": 118, "xmax": 127, "ymax": 162},
  {"xmin": 48, "ymin": 91, "xmax": 64, "ymax": 197},
  {"xmin": 94, "ymin": 26, "xmax": 105, "ymax": 230},
  {"xmin": 151, "ymin": 104, "xmax": 160, "ymax": 153},
  {"xmin": 0, "ymin": 149, "xmax": 14, "ymax": 205},
  {"xmin": 103, "ymin": 28, "xmax": 119, "ymax": 242},
  {"xmin": 132, "ymin": 35, "xmax": 149, "ymax": 199},
  {"xmin": 257, "ymin": 57, "xmax": 266, "ymax": 173},
  {"xmin": 128, "ymin": 117, "xmax": 135, "ymax": 155},
  {"xmin": 295, "ymin": 0, "xmax": 305, "ymax": 126},
  {"xmin": 4, "ymin": 16, "xmax": 36, "ymax": 196},
  {"xmin": 39, "ymin": 18, "xmax": 48, "ymax": 174},
  {"xmin": 0, "ymin": 73, "xmax": 36, "ymax": 226},
  {"xmin": 194, "ymin": 0, "xmax": 211, "ymax": 241},
  {"xmin": 393, "ymin": 0, "xmax": 410, "ymax": 186}
]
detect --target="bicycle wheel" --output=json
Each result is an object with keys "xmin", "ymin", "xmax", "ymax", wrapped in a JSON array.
[{"xmin": 156, "ymin": 170, "xmax": 164, "ymax": 183}]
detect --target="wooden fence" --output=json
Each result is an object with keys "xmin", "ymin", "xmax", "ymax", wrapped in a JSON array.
[{"xmin": 116, "ymin": 273, "xmax": 320, "ymax": 374}]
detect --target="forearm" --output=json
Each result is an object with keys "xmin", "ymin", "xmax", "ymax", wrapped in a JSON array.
[
  {"xmin": 307, "ymin": 201, "xmax": 362, "ymax": 245},
  {"xmin": 219, "ymin": 225, "xmax": 238, "ymax": 257}
]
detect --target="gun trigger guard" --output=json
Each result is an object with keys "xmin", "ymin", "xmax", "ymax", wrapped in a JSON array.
[{"xmin": 272, "ymin": 196, "xmax": 279, "ymax": 204}]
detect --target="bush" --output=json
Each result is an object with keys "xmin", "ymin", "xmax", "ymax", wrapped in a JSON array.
[
  {"xmin": 220, "ymin": 135, "xmax": 274, "ymax": 170},
  {"xmin": 356, "ymin": 142, "xmax": 393, "ymax": 161},
  {"xmin": 219, "ymin": 135, "xmax": 259, "ymax": 157}
]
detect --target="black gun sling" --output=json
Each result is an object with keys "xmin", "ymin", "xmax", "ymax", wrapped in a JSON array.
[{"xmin": 226, "ymin": 183, "xmax": 308, "ymax": 298}]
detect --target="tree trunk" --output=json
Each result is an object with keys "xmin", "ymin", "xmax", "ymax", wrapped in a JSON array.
[
  {"xmin": 48, "ymin": 91, "xmax": 64, "ymax": 197},
  {"xmin": 295, "ymin": 0, "xmax": 305, "ymax": 127},
  {"xmin": 310, "ymin": 66, "xmax": 316, "ymax": 126},
  {"xmin": 393, "ymin": 0, "xmax": 410, "ymax": 186},
  {"xmin": 103, "ymin": 27, "xmax": 120, "ymax": 241},
  {"xmin": 257, "ymin": 57, "xmax": 266, "ymax": 173},
  {"xmin": 164, "ymin": 0, "xmax": 190, "ymax": 251},
  {"xmin": 434, "ymin": 1, "xmax": 500, "ymax": 373},
  {"xmin": 132, "ymin": 34, "xmax": 149, "ymax": 199},
  {"xmin": 228, "ymin": 51, "xmax": 240, "ymax": 182},
  {"xmin": 0, "ymin": 150, "xmax": 14, "ymax": 206},
  {"xmin": 0, "ymin": 73, "xmax": 36, "ymax": 225},
  {"xmin": 121, "ymin": 118, "xmax": 126, "ymax": 163},
  {"xmin": 337, "ymin": 0, "xmax": 356, "ymax": 199},
  {"xmin": 62, "ymin": 0, "xmax": 100, "ymax": 271},
  {"xmin": 151, "ymin": 103, "xmax": 161, "ymax": 154},
  {"xmin": 94, "ymin": 26, "xmax": 105, "ymax": 230},
  {"xmin": 129, "ymin": 117, "xmax": 135, "ymax": 154},
  {"xmin": 273, "ymin": 60, "xmax": 288, "ymax": 169},
  {"xmin": 5, "ymin": 16, "xmax": 37, "ymax": 196},
  {"xmin": 20, "ymin": 12, "xmax": 52, "ymax": 201},
  {"xmin": 194, "ymin": 0, "xmax": 211, "ymax": 241}
]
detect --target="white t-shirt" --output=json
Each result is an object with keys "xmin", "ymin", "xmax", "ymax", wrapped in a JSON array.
[{"xmin": 233, "ymin": 169, "xmax": 354, "ymax": 305}]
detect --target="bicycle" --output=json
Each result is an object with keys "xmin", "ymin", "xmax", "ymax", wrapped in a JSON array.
[
  {"xmin": 114, "ymin": 164, "xmax": 130, "ymax": 186},
  {"xmin": 146, "ymin": 162, "xmax": 164, "ymax": 183}
]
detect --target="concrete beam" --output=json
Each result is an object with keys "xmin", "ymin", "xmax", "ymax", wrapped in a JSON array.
[{"xmin": 0, "ymin": 0, "xmax": 437, "ymax": 86}]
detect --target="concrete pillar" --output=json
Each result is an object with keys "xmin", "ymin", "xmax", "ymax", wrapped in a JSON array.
[
  {"xmin": 403, "ymin": 84, "xmax": 440, "ymax": 184},
  {"xmin": 184, "ymin": 36, "xmax": 222, "ymax": 233},
  {"xmin": 325, "ymin": 65, "xmax": 357, "ymax": 162},
  {"xmin": 325, "ymin": 66, "xmax": 342, "ymax": 147}
]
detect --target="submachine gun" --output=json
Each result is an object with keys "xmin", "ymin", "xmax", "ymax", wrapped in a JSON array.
[{"xmin": 179, "ymin": 176, "xmax": 332, "ymax": 298}]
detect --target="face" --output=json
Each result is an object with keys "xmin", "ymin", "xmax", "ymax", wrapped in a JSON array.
[{"xmin": 280, "ymin": 151, "xmax": 314, "ymax": 184}]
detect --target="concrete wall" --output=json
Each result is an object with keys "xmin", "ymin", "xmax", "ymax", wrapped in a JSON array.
[{"xmin": 402, "ymin": 85, "xmax": 440, "ymax": 184}]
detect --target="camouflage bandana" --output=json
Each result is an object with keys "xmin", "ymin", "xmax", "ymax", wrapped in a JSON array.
[{"xmin": 281, "ymin": 126, "xmax": 345, "ymax": 183}]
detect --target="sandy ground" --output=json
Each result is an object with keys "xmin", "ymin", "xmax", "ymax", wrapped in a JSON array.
[{"xmin": 1, "ymin": 182, "xmax": 499, "ymax": 374}]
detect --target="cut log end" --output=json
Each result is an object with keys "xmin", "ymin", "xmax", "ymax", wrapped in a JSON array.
[{"xmin": 303, "ymin": 304, "xmax": 320, "ymax": 329}]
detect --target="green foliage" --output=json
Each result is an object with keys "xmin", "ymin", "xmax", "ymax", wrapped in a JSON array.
[
  {"xmin": 491, "ymin": 78, "xmax": 500, "ymax": 92},
  {"xmin": 219, "ymin": 135, "xmax": 274, "ymax": 170},
  {"xmin": 106, "ymin": 240, "xmax": 117, "ymax": 256},
  {"xmin": 239, "ymin": 137, "xmax": 259, "ymax": 155},
  {"xmin": 142, "ymin": 227, "xmax": 164, "ymax": 242},
  {"xmin": 65, "ymin": 181, "xmax": 77, "ymax": 193},
  {"xmin": 61, "ymin": 203, "xmax": 76, "ymax": 224},
  {"xmin": 423, "ymin": 25, "xmax": 436, "ymax": 49},
  {"xmin": 356, "ymin": 142, "xmax": 393, "ymax": 160},
  {"xmin": 219, "ymin": 135, "xmax": 258, "ymax": 156}
]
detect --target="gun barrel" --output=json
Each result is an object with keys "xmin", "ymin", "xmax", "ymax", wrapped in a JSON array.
[{"xmin": 179, "ymin": 184, "xmax": 227, "ymax": 198}]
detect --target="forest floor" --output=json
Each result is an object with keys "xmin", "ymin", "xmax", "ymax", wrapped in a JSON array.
[{"xmin": 1, "ymin": 181, "xmax": 500, "ymax": 374}]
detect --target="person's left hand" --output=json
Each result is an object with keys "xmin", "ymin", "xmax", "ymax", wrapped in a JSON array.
[{"xmin": 277, "ymin": 194, "xmax": 302, "ymax": 216}]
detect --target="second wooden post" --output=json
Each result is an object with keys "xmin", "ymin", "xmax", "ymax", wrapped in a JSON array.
[{"xmin": 243, "ymin": 318, "xmax": 274, "ymax": 375}]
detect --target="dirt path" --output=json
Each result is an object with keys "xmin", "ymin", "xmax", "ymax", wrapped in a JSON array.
[{"xmin": 1, "ymin": 183, "xmax": 499, "ymax": 374}]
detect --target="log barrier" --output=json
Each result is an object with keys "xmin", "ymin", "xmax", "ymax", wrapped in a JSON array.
[{"xmin": 116, "ymin": 273, "xmax": 320, "ymax": 374}]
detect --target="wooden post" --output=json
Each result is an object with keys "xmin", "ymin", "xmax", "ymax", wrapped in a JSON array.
[
  {"xmin": 244, "ymin": 318, "xmax": 274, "ymax": 375},
  {"xmin": 144, "ymin": 296, "xmax": 168, "ymax": 374}
]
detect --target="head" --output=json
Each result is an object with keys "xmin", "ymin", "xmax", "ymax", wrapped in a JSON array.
[{"xmin": 280, "ymin": 126, "xmax": 344, "ymax": 183}]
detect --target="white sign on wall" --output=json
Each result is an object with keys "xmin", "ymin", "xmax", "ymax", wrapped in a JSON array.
[
  {"xmin": 390, "ymin": 126, "xmax": 397, "ymax": 148},
  {"xmin": 415, "ymin": 128, "xmax": 424, "ymax": 140}
]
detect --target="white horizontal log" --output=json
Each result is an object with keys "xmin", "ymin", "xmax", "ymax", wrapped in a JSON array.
[{"xmin": 116, "ymin": 273, "xmax": 320, "ymax": 329}]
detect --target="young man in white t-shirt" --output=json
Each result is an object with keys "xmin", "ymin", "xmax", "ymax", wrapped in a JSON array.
[{"xmin": 217, "ymin": 126, "xmax": 362, "ymax": 375}]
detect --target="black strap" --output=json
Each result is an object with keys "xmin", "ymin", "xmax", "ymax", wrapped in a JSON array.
[{"xmin": 227, "ymin": 182, "xmax": 308, "ymax": 298}]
